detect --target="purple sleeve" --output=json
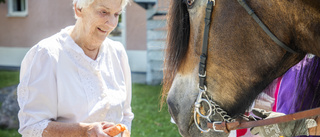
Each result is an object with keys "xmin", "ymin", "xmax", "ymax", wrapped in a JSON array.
[{"xmin": 276, "ymin": 55, "xmax": 320, "ymax": 114}]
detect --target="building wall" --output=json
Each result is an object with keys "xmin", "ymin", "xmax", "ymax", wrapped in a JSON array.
[
  {"xmin": 0, "ymin": 0, "xmax": 75, "ymax": 48},
  {"xmin": 157, "ymin": 0, "xmax": 169, "ymax": 13},
  {"xmin": 126, "ymin": 2, "xmax": 146, "ymax": 51},
  {"xmin": 0, "ymin": 0, "xmax": 75, "ymax": 67},
  {"xmin": 125, "ymin": 2, "xmax": 147, "ymax": 73},
  {"xmin": 0, "ymin": 0, "xmax": 148, "ymax": 71}
]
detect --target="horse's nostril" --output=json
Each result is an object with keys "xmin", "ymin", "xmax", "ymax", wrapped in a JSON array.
[
  {"xmin": 167, "ymin": 96, "xmax": 179, "ymax": 122},
  {"xmin": 167, "ymin": 98, "xmax": 175, "ymax": 114}
]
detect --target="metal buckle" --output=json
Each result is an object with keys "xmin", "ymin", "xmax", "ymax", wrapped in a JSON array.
[
  {"xmin": 209, "ymin": 0, "xmax": 215, "ymax": 6},
  {"xmin": 199, "ymin": 71, "xmax": 206, "ymax": 77},
  {"xmin": 212, "ymin": 121, "xmax": 224, "ymax": 132}
]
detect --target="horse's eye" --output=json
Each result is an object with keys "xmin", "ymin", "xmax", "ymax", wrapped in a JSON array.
[{"xmin": 186, "ymin": 0, "xmax": 195, "ymax": 7}]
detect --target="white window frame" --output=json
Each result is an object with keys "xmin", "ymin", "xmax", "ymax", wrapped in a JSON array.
[{"xmin": 7, "ymin": 0, "xmax": 28, "ymax": 17}]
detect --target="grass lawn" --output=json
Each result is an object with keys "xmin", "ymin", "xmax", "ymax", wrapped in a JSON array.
[
  {"xmin": 0, "ymin": 70, "xmax": 19, "ymax": 89},
  {"xmin": 0, "ymin": 70, "xmax": 180, "ymax": 136},
  {"xmin": 0, "ymin": 129, "xmax": 20, "ymax": 137},
  {"xmin": 131, "ymin": 84, "xmax": 180, "ymax": 137}
]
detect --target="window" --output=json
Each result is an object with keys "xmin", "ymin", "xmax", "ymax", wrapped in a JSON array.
[
  {"xmin": 7, "ymin": 0, "xmax": 28, "ymax": 17},
  {"xmin": 109, "ymin": 14, "xmax": 122, "ymax": 37},
  {"xmin": 108, "ymin": 13, "xmax": 126, "ymax": 47}
]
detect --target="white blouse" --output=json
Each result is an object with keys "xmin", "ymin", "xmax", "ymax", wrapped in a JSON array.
[{"xmin": 17, "ymin": 26, "xmax": 134, "ymax": 137}]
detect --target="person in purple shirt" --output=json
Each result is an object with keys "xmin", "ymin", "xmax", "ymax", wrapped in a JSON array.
[
  {"xmin": 276, "ymin": 54, "xmax": 320, "ymax": 115},
  {"xmin": 251, "ymin": 54, "xmax": 320, "ymax": 136}
]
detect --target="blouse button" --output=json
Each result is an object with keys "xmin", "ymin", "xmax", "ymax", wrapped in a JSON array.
[{"xmin": 91, "ymin": 61, "xmax": 98, "ymax": 67}]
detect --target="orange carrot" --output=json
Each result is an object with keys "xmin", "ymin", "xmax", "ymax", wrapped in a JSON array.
[{"xmin": 104, "ymin": 124, "xmax": 127, "ymax": 136}]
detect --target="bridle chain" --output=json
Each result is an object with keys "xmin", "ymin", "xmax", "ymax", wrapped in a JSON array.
[{"xmin": 204, "ymin": 92, "xmax": 235, "ymax": 123}]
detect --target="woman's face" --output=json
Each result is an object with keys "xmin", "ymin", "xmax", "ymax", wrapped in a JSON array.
[{"xmin": 79, "ymin": 0, "xmax": 122, "ymax": 44}]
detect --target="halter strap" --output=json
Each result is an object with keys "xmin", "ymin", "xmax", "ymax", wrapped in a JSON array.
[
  {"xmin": 199, "ymin": 0, "xmax": 214, "ymax": 90},
  {"xmin": 237, "ymin": 0, "xmax": 298, "ymax": 54},
  {"xmin": 208, "ymin": 107, "xmax": 320, "ymax": 133}
]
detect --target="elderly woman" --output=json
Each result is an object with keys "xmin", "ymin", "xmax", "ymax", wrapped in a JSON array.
[{"xmin": 17, "ymin": 0, "xmax": 133, "ymax": 136}]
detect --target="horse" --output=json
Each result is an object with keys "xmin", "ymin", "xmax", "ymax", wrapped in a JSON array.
[{"xmin": 161, "ymin": 0, "xmax": 320, "ymax": 136}]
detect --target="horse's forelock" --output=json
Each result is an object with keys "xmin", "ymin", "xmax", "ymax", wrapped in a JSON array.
[{"xmin": 161, "ymin": 0, "xmax": 190, "ymax": 105}]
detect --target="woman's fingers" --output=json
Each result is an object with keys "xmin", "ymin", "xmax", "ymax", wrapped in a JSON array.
[
  {"xmin": 98, "ymin": 122, "xmax": 113, "ymax": 137},
  {"xmin": 101, "ymin": 122, "xmax": 115, "ymax": 129},
  {"xmin": 96, "ymin": 127, "xmax": 110, "ymax": 137},
  {"xmin": 121, "ymin": 129, "xmax": 130, "ymax": 137},
  {"xmin": 87, "ymin": 122, "xmax": 113, "ymax": 137}
]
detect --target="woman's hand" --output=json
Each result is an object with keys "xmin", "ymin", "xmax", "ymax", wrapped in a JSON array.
[
  {"xmin": 121, "ymin": 129, "xmax": 130, "ymax": 137},
  {"xmin": 102, "ymin": 123, "xmax": 130, "ymax": 137},
  {"xmin": 42, "ymin": 121, "xmax": 115, "ymax": 137},
  {"xmin": 86, "ymin": 122, "xmax": 115, "ymax": 137}
]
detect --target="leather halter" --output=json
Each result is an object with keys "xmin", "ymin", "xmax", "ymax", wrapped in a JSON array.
[
  {"xmin": 194, "ymin": 0, "xmax": 315, "ymax": 133},
  {"xmin": 237, "ymin": 0, "xmax": 297, "ymax": 53},
  {"xmin": 208, "ymin": 107, "xmax": 320, "ymax": 133}
]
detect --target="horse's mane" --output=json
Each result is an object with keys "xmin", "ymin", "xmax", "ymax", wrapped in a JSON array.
[{"xmin": 161, "ymin": 0, "xmax": 190, "ymax": 104}]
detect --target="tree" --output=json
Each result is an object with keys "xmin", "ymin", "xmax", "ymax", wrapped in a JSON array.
[{"xmin": 0, "ymin": 0, "xmax": 5, "ymax": 4}]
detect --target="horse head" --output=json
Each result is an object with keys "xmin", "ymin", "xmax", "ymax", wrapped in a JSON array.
[{"xmin": 162, "ymin": 0, "xmax": 320, "ymax": 136}]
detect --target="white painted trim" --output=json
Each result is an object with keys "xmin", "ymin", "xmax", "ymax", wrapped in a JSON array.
[
  {"xmin": 0, "ymin": 47, "xmax": 146, "ymax": 72},
  {"xmin": 108, "ymin": 36, "xmax": 122, "ymax": 43},
  {"xmin": 126, "ymin": 50, "xmax": 147, "ymax": 72},
  {"xmin": 7, "ymin": 0, "xmax": 28, "ymax": 17},
  {"xmin": 0, "ymin": 47, "xmax": 30, "ymax": 67}
]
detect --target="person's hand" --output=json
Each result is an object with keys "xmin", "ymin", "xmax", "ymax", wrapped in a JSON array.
[
  {"xmin": 103, "ymin": 123, "xmax": 128, "ymax": 137},
  {"xmin": 121, "ymin": 129, "xmax": 130, "ymax": 137},
  {"xmin": 86, "ymin": 122, "xmax": 115, "ymax": 137},
  {"xmin": 251, "ymin": 108, "xmax": 286, "ymax": 119},
  {"xmin": 250, "ymin": 108, "xmax": 316, "ymax": 137}
]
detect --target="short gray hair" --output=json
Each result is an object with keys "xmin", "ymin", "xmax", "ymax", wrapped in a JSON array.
[
  {"xmin": 73, "ymin": 0, "xmax": 94, "ymax": 9},
  {"xmin": 73, "ymin": 0, "xmax": 130, "ymax": 18}
]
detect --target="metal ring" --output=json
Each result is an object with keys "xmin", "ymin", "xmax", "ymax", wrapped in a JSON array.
[
  {"xmin": 194, "ymin": 110, "xmax": 211, "ymax": 133},
  {"xmin": 198, "ymin": 84, "xmax": 207, "ymax": 92},
  {"xmin": 195, "ymin": 99, "xmax": 213, "ymax": 119}
]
